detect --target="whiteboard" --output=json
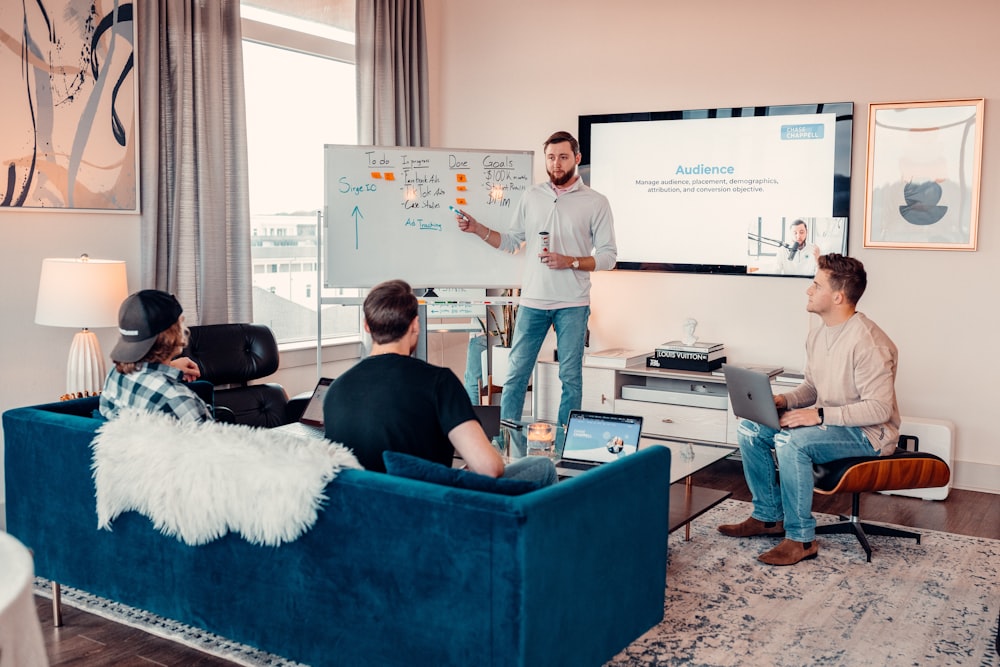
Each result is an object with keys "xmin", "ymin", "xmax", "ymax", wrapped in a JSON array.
[{"xmin": 323, "ymin": 145, "xmax": 533, "ymax": 288}]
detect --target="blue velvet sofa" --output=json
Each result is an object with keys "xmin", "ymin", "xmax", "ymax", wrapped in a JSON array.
[{"xmin": 3, "ymin": 397, "xmax": 672, "ymax": 667}]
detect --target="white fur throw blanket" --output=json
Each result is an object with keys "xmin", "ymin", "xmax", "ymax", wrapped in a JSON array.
[{"xmin": 91, "ymin": 409, "xmax": 361, "ymax": 547}]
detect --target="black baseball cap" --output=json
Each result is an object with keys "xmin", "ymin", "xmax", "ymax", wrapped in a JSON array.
[{"xmin": 110, "ymin": 290, "xmax": 184, "ymax": 363}]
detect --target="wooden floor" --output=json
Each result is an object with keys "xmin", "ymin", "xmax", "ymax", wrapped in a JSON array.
[
  {"xmin": 32, "ymin": 594, "xmax": 241, "ymax": 667},
  {"xmin": 32, "ymin": 458, "xmax": 1000, "ymax": 666}
]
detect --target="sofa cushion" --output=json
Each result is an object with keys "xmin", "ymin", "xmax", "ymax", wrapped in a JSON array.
[{"xmin": 382, "ymin": 451, "xmax": 541, "ymax": 496}]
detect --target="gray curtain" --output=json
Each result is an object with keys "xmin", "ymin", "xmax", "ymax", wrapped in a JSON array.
[
  {"xmin": 356, "ymin": 0, "xmax": 430, "ymax": 146},
  {"xmin": 137, "ymin": 0, "xmax": 252, "ymax": 325}
]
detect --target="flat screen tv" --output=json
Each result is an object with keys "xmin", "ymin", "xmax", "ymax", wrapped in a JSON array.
[{"xmin": 579, "ymin": 102, "xmax": 853, "ymax": 277}]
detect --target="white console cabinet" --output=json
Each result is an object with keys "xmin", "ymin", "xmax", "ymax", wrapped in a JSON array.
[
  {"xmin": 533, "ymin": 359, "xmax": 785, "ymax": 446},
  {"xmin": 533, "ymin": 362, "xmax": 619, "ymax": 420}
]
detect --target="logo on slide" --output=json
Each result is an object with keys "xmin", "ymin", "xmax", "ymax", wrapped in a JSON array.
[{"xmin": 781, "ymin": 124, "xmax": 825, "ymax": 140}]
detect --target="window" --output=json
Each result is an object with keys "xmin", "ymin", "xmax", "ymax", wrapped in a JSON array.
[{"xmin": 241, "ymin": 2, "xmax": 360, "ymax": 345}]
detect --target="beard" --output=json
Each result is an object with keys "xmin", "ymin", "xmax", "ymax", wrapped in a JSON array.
[{"xmin": 548, "ymin": 165, "xmax": 576, "ymax": 187}]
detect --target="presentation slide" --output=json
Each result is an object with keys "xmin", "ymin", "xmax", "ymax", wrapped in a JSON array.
[{"xmin": 590, "ymin": 111, "xmax": 842, "ymax": 272}]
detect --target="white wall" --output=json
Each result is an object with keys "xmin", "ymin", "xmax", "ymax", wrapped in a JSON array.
[
  {"xmin": 0, "ymin": 211, "xmax": 142, "ymax": 523},
  {"xmin": 424, "ymin": 0, "xmax": 1000, "ymax": 492}
]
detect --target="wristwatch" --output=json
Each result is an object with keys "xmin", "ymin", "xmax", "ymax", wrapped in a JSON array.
[
  {"xmin": 571, "ymin": 258, "xmax": 580, "ymax": 269},
  {"xmin": 817, "ymin": 407, "xmax": 824, "ymax": 424}
]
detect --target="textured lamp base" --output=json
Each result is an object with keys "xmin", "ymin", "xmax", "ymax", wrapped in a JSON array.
[{"xmin": 66, "ymin": 329, "xmax": 106, "ymax": 398}]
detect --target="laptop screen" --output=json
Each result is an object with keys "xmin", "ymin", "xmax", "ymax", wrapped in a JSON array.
[
  {"xmin": 299, "ymin": 378, "xmax": 333, "ymax": 427},
  {"xmin": 562, "ymin": 410, "xmax": 643, "ymax": 463},
  {"xmin": 472, "ymin": 405, "xmax": 501, "ymax": 440}
]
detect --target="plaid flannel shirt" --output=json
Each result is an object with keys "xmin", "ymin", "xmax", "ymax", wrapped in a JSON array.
[{"xmin": 99, "ymin": 362, "xmax": 212, "ymax": 424}]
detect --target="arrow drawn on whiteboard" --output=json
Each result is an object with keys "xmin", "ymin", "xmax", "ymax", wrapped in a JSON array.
[{"xmin": 351, "ymin": 206, "xmax": 364, "ymax": 249}]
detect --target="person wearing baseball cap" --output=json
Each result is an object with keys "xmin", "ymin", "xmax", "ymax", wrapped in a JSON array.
[{"xmin": 99, "ymin": 289, "xmax": 212, "ymax": 423}]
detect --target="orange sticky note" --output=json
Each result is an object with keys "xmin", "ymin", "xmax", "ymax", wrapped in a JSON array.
[
  {"xmin": 385, "ymin": 172, "xmax": 396, "ymax": 181},
  {"xmin": 455, "ymin": 198, "xmax": 467, "ymax": 205},
  {"xmin": 456, "ymin": 174, "xmax": 467, "ymax": 183},
  {"xmin": 371, "ymin": 172, "xmax": 382, "ymax": 179},
  {"xmin": 456, "ymin": 185, "xmax": 467, "ymax": 192}
]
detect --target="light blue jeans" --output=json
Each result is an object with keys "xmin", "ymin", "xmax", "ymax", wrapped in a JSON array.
[
  {"xmin": 738, "ymin": 419, "xmax": 878, "ymax": 542},
  {"xmin": 500, "ymin": 305, "xmax": 590, "ymax": 430},
  {"xmin": 502, "ymin": 456, "xmax": 558, "ymax": 487},
  {"xmin": 464, "ymin": 334, "xmax": 487, "ymax": 404}
]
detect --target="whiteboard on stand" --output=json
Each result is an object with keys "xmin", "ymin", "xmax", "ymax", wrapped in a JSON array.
[{"xmin": 323, "ymin": 145, "xmax": 532, "ymax": 288}]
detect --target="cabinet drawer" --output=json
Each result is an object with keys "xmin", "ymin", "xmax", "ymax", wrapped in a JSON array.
[
  {"xmin": 581, "ymin": 366, "xmax": 616, "ymax": 412},
  {"xmin": 616, "ymin": 398, "xmax": 728, "ymax": 442}
]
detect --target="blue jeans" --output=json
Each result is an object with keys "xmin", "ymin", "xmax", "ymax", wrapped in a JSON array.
[
  {"xmin": 464, "ymin": 334, "xmax": 487, "ymax": 404},
  {"xmin": 502, "ymin": 456, "xmax": 558, "ymax": 487},
  {"xmin": 500, "ymin": 305, "xmax": 590, "ymax": 430},
  {"xmin": 738, "ymin": 419, "xmax": 879, "ymax": 542}
]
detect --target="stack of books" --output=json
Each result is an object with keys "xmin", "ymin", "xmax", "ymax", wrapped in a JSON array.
[
  {"xmin": 584, "ymin": 348, "xmax": 652, "ymax": 368},
  {"xmin": 647, "ymin": 340, "xmax": 726, "ymax": 372}
]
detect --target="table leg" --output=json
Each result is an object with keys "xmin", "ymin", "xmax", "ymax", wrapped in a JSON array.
[{"xmin": 684, "ymin": 476, "xmax": 693, "ymax": 541}]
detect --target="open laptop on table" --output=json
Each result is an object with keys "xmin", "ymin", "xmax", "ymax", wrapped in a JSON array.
[
  {"xmin": 556, "ymin": 410, "xmax": 643, "ymax": 478},
  {"xmin": 722, "ymin": 364, "xmax": 782, "ymax": 429},
  {"xmin": 472, "ymin": 404, "xmax": 501, "ymax": 441},
  {"xmin": 274, "ymin": 377, "xmax": 333, "ymax": 440},
  {"xmin": 450, "ymin": 405, "xmax": 503, "ymax": 468}
]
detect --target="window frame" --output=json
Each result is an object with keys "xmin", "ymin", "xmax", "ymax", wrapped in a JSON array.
[{"xmin": 241, "ymin": 10, "xmax": 361, "ymax": 350}]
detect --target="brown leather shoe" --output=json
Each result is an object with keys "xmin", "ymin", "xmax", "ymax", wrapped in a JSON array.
[
  {"xmin": 717, "ymin": 517, "xmax": 785, "ymax": 538},
  {"xmin": 757, "ymin": 538, "xmax": 819, "ymax": 565}
]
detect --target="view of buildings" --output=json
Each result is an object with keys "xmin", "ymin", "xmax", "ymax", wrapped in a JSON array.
[{"xmin": 250, "ymin": 213, "xmax": 359, "ymax": 344}]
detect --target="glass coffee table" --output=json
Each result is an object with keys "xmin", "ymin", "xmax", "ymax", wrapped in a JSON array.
[
  {"xmin": 497, "ymin": 420, "xmax": 735, "ymax": 540},
  {"xmin": 639, "ymin": 437, "xmax": 736, "ymax": 540}
]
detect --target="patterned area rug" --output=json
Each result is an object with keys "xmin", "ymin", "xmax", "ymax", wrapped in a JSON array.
[
  {"xmin": 609, "ymin": 499, "xmax": 1000, "ymax": 667},
  {"xmin": 33, "ymin": 499, "xmax": 999, "ymax": 667}
]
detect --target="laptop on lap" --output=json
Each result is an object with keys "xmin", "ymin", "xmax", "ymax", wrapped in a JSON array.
[
  {"xmin": 556, "ymin": 410, "xmax": 644, "ymax": 478},
  {"xmin": 274, "ymin": 377, "xmax": 334, "ymax": 439},
  {"xmin": 722, "ymin": 364, "xmax": 782, "ymax": 429}
]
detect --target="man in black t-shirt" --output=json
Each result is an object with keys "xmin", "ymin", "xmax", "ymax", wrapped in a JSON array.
[{"xmin": 324, "ymin": 279, "xmax": 555, "ymax": 485}]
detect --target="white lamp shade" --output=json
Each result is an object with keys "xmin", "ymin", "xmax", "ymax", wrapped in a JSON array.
[{"xmin": 35, "ymin": 257, "xmax": 129, "ymax": 329}]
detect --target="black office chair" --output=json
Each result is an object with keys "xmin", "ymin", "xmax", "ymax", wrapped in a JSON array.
[{"xmin": 183, "ymin": 323, "xmax": 303, "ymax": 428}]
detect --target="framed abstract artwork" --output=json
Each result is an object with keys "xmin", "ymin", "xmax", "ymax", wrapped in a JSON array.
[
  {"xmin": 0, "ymin": 0, "xmax": 138, "ymax": 212},
  {"xmin": 863, "ymin": 99, "xmax": 984, "ymax": 251}
]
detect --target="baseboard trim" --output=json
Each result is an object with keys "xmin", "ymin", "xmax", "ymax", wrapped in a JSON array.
[{"xmin": 952, "ymin": 459, "xmax": 1000, "ymax": 495}]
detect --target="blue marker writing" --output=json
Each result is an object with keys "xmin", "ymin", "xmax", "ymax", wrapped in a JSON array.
[{"xmin": 449, "ymin": 205, "xmax": 469, "ymax": 221}]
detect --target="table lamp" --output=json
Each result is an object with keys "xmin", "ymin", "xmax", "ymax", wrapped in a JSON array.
[{"xmin": 35, "ymin": 256, "xmax": 129, "ymax": 398}]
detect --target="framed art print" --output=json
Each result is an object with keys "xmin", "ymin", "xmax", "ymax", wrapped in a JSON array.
[
  {"xmin": 864, "ymin": 99, "xmax": 983, "ymax": 250},
  {"xmin": 0, "ymin": 1, "xmax": 138, "ymax": 212}
]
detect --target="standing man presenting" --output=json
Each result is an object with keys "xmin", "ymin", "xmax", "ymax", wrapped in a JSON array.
[
  {"xmin": 455, "ymin": 131, "xmax": 617, "ymax": 432},
  {"xmin": 718, "ymin": 254, "xmax": 900, "ymax": 565}
]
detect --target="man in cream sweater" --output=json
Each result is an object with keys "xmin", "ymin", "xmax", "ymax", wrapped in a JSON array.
[{"xmin": 718, "ymin": 254, "xmax": 900, "ymax": 565}]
